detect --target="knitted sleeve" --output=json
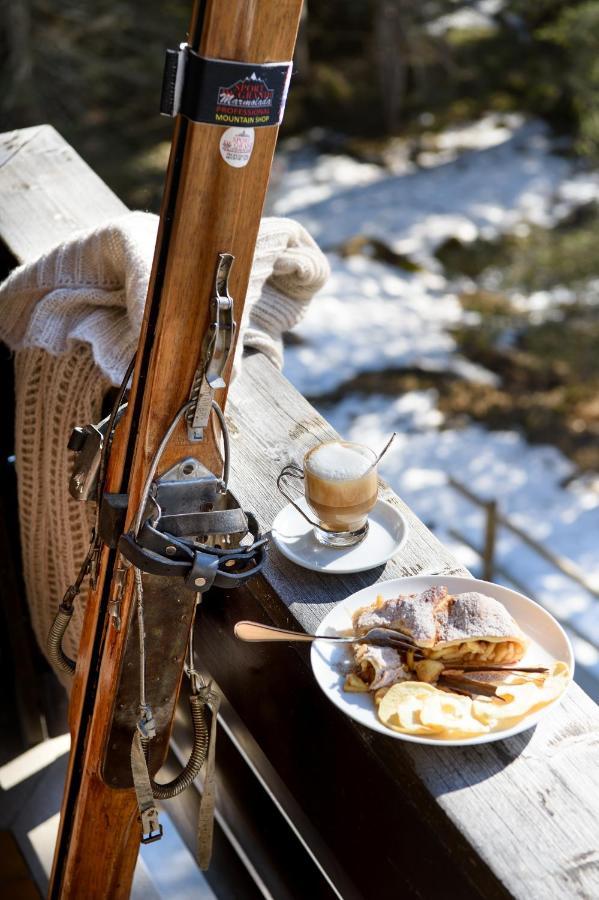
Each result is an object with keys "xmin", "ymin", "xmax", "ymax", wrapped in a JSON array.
[
  {"xmin": 241, "ymin": 217, "xmax": 330, "ymax": 371},
  {"xmin": 0, "ymin": 211, "xmax": 329, "ymax": 383},
  {"xmin": 0, "ymin": 212, "xmax": 329, "ymax": 677}
]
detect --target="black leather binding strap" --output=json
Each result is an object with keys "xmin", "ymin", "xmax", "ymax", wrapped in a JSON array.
[
  {"xmin": 118, "ymin": 512, "xmax": 267, "ymax": 589},
  {"xmin": 160, "ymin": 44, "xmax": 293, "ymax": 128},
  {"xmin": 160, "ymin": 507, "xmax": 248, "ymax": 538}
]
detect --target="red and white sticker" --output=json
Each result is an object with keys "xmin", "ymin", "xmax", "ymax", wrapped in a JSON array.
[{"xmin": 219, "ymin": 127, "xmax": 255, "ymax": 168}]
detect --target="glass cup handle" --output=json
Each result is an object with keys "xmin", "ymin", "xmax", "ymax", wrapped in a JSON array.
[{"xmin": 276, "ymin": 464, "xmax": 324, "ymax": 529}]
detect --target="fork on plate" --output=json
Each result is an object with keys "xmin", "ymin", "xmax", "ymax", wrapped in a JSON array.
[{"xmin": 234, "ymin": 620, "xmax": 424, "ymax": 656}]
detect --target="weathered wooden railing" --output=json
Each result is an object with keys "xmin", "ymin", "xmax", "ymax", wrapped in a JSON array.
[
  {"xmin": 449, "ymin": 476, "xmax": 599, "ymax": 606},
  {"xmin": 1, "ymin": 125, "xmax": 599, "ymax": 900}
]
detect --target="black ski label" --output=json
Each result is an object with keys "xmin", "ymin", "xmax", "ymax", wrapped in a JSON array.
[{"xmin": 161, "ymin": 48, "xmax": 293, "ymax": 128}]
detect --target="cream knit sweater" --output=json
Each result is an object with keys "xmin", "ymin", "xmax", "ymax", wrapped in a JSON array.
[{"xmin": 0, "ymin": 212, "xmax": 329, "ymax": 672}]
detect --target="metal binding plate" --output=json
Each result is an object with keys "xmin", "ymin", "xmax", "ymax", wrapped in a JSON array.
[{"xmin": 102, "ymin": 574, "xmax": 198, "ymax": 789}]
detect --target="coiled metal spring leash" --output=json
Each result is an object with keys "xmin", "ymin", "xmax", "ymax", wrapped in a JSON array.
[
  {"xmin": 143, "ymin": 597, "xmax": 208, "ymax": 799},
  {"xmin": 46, "ymin": 544, "xmax": 96, "ymax": 675},
  {"xmin": 129, "ymin": 399, "xmax": 224, "ymax": 856}
]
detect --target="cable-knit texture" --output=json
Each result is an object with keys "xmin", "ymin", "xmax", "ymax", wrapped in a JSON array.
[{"xmin": 0, "ymin": 212, "xmax": 329, "ymax": 675}]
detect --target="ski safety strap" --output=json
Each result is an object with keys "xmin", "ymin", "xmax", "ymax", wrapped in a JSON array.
[{"xmin": 131, "ymin": 730, "xmax": 163, "ymax": 844}]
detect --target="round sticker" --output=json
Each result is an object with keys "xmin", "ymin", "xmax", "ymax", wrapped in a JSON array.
[{"xmin": 219, "ymin": 127, "xmax": 255, "ymax": 168}]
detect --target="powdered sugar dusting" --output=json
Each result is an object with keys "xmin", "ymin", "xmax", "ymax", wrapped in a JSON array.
[
  {"xmin": 354, "ymin": 586, "xmax": 448, "ymax": 646},
  {"xmin": 387, "ymin": 586, "xmax": 449, "ymax": 646},
  {"xmin": 353, "ymin": 596, "xmax": 412, "ymax": 632},
  {"xmin": 353, "ymin": 586, "xmax": 525, "ymax": 649},
  {"xmin": 438, "ymin": 591, "xmax": 525, "ymax": 645}
]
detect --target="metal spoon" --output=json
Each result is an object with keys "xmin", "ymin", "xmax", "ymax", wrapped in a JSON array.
[
  {"xmin": 375, "ymin": 432, "xmax": 397, "ymax": 465},
  {"xmin": 234, "ymin": 620, "xmax": 423, "ymax": 655}
]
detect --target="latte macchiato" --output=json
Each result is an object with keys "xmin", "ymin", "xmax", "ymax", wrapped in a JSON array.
[{"xmin": 304, "ymin": 441, "xmax": 378, "ymax": 540}]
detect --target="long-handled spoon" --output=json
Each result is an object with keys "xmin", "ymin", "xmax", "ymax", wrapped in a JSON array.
[{"xmin": 375, "ymin": 432, "xmax": 397, "ymax": 465}]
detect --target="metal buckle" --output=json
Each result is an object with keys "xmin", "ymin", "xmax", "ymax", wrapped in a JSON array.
[
  {"xmin": 68, "ymin": 404, "xmax": 127, "ymax": 501},
  {"xmin": 187, "ymin": 254, "xmax": 236, "ymax": 441},
  {"xmin": 141, "ymin": 826, "xmax": 164, "ymax": 845},
  {"xmin": 140, "ymin": 806, "xmax": 164, "ymax": 844}
]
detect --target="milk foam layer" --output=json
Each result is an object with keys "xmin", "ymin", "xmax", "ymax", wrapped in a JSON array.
[{"xmin": 306, "ymin": 442, "xmax": 372, "ymax": 481}]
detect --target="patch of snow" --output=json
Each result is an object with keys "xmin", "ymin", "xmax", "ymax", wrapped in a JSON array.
[
  {"xmin": 270, "ymin": 151, "xmax": 386, "ymax": 215},
  {"xmin": 429, "ymin": 113, "xmax": 524, "ymax": 156},
  {"xmin": 283, "ymin": 254, "xmax": 497, "ymax": 396},
  {"xmin": 272, "ymin": 118, "xmax": 599, "ymax": 268},
  {"xmin": 427, "ymin": 0, "xmax": 503, "ymax": 36}
]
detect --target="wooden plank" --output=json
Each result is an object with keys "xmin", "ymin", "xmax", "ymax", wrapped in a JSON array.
[
  {"xmin": 1, "ymin": 124, "xmax": 598, "ymax": 899},
  {"xmin": 0, "ymin": 126, "xmax": 127, "ymax": 261}
]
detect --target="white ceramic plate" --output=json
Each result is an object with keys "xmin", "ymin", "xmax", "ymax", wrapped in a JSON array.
[
  {"xmin": 271, "ymin": 497, "xmax": 408, "ymax": 574},
  {"xmin": 310, "ymin": 575, "xmax": 574, "ymax": 746}
]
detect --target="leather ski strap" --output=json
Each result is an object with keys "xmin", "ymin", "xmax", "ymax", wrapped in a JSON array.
[{"xmin": 130, "ymin": 730, "xmax": 163, "ymax": 844}]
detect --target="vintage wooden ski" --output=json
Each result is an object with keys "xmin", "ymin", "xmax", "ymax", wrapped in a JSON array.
[{"xmin": 48, "ymin": 1, "xmax": 303, "ymax": 896}]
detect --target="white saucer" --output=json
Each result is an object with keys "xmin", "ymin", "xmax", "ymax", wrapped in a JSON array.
[{"xmin": 271, "ymin": 497, "xmax": 408, "ymax": 574}]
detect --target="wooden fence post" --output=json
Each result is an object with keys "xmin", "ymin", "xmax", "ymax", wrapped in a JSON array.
[{"xmin": 482, "ymin": 499, "xmax": 497, "ymax": 582}]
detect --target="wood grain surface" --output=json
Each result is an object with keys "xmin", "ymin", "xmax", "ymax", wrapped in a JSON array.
[
  {"xmin": 1, "ymin": 118, "xmax": 599, "ymax": 899},
  {"xmin": 0, "ymin": 125, "xmax": 128, "ymax": 259},
  {"xmin": 49, "ymin": 1, "xmax": 303, "ymax": 895}
]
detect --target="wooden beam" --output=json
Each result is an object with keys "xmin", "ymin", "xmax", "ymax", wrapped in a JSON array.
[{"xmin": 0, "ymin": 125, "xmax": 127, "ymax": 260}]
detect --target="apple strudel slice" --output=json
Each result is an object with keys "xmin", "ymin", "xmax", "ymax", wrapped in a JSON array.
[{"xmin": 352, "ymin": 586, "xmax": 528, "ymax": 667}]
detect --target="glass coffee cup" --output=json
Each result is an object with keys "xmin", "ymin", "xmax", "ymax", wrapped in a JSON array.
[{"xmin": 277, "ymin": 440, "xmax": 378, "ymax": 548}]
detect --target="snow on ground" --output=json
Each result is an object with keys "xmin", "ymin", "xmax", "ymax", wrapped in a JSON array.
[
  {"xmin": 272, "ymin": 115, "xmax": 599, "ymax": 695},
  {"xmin": 283, "ymin": 254, "xmax": 496, "ymax": 395},
  {"xmin": 273, "ymin": 117, "xmax": 599, "ymax": 266},
  {"xmin": 427, "ymin": 0, "xmax": 503, "ymax": 36}
]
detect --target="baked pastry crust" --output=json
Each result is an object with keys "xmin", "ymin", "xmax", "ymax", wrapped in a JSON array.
[{"xmin": 352, "ymin": 586, "xmax": 528, "ymax": 666}]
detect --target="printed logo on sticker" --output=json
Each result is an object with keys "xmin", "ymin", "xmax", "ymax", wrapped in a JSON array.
[
  {"xmin": 219, "ymin": 127, "xmax": 255, "ymax": 168},
  {"xmin": 215, "ymin": 73, "xmax": 274, "ymax": 125}
]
